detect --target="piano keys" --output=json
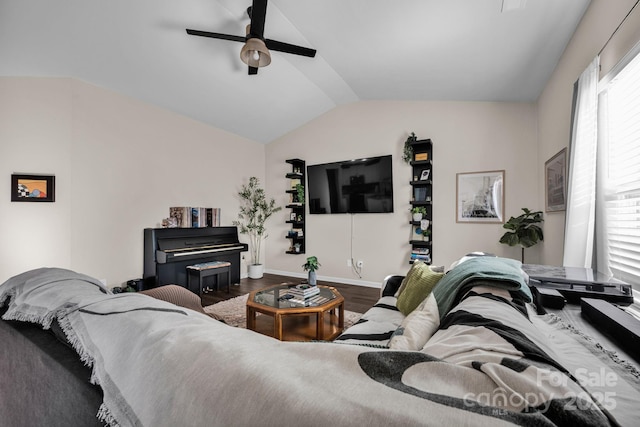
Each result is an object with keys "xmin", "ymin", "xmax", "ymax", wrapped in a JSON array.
[{"xmin": 143, "ymin": 227, "xmax": 248, "ymax": 292}]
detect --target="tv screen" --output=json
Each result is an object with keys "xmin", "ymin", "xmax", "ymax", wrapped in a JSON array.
[{"xmin": 307, "ymin": 155, "xmax": 394, "ymax": 214}]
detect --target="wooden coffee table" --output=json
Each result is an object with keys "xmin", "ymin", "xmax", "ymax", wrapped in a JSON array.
[{"xmin": 246, "ymin": 284, "xmax": 344, "ymax": 341}]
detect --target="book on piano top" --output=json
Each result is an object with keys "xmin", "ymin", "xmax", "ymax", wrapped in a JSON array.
[
  {"xmin": 191, "ymin": 208, "xmax": 201, "ymax": 228},
  {"xmin": 169, "ymin": 207, "xmax": 220, "ymax": 228},
  {"xmin": 169, "ymin": 207, "xmax": 191, "ymax": 228}
]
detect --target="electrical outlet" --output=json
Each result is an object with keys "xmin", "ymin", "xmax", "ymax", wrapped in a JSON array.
[
  {"xmin": 357, "ymin": 260, "xmax": 364, "ymax": 268},
  {"xmin": 347, "ymin": 259, "xmax": 352, "ymax": 267}
]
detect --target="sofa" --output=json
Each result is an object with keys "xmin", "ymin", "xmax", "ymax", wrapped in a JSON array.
[{"xmin": 1, "ymin": 258, "xmax": 640, "ymax": 426}]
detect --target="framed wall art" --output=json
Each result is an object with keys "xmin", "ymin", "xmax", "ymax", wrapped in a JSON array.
[
  {"xmin": 11, "ymin": 174, "xmax": 56, "ymax": 202},
  {"xmin": 545, "ymin": 148, "xmax": 567, "ymax": 212},
  {"xmin": 456, "ymin": 170, "xmax": 504, "ymax": 223}
]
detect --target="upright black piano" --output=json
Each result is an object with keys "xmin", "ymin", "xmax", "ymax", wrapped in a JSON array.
[{"xmin": 143, "ymin": 227, "xmax": 248, "ymax": 291}]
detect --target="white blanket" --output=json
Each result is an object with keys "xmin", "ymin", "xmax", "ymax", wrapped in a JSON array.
[{"xmin": 1, "ymin": 268, "xmax": 619, "ymax": 426}]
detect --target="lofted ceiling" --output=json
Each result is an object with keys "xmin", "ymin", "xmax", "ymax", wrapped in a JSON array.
[{"xmin": 0, "ymin": 0, "xmax": 591, "ymax": 144}]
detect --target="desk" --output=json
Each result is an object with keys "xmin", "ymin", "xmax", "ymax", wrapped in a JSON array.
[{"xmin": 186, "ymin": 261, "xmax": 231, "ymax": 295}]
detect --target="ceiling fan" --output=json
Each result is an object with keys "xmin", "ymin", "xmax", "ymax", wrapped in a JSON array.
[{"xmin": 186, "ymin": 0, "xmax": 317, "ymax": 75}]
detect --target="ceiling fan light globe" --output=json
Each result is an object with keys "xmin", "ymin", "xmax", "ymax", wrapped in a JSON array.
[{"xmin": 240, "ymin": 38, "xmax": 271, "ymax": 68}]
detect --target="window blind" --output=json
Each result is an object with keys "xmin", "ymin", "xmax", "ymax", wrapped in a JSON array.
[{"xmin": 601, "ymin": 49, "xmax": 640, "ymax": 286}]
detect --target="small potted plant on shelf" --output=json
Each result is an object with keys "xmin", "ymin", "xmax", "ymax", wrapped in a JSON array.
[
  {"xmin": 232, "ymin": 176, "xmax": 282, "ymax": 279},
  {"xmin": 421, "ymin": 228, "xmax": 431, "ymax": 241},
  {"xmin": 302, "ymin": 256, "xmax": 321, "ymax": 286},
  {"xmin": 402, "ymin": 132, "xmax": 418, "ymax": 164},
  {"xmin": 499, "ymin": 208, "xmax": 544, "ymax": 263},
  {"xmin": 295, "ymin": 183, "xmax": 305, "ymax": 204},
  {"xmin": 411, "ymin": 206, "xmax": 427, "ymax": 221}
]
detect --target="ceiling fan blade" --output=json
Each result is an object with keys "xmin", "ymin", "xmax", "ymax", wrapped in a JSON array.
[
  {"xmin": 248, "ymin": 66, "xmax": 258, "ymax": 75},
  {"xmin": 249, "ymin": 0, "xmax": 268, "ymax": 38},
  {"xmin": 186, "ymin": 29, "xmax": 245, "ymax": 43},
  {"xmin": 265, "ymin": 39, "xmax": 316, "ymax": 58}
]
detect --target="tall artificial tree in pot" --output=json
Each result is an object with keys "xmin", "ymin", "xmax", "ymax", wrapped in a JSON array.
[{"xmin": 233, "ymin": 177, "xmax": 282, "ymax": 279}]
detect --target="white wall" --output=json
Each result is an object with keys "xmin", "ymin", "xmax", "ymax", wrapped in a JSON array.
[
  {"xmin": 0, "ymin": 78, "xmax": 74, "ymax": 276},
  {"xmin": 536, "ymin": 0, "xmax": 640, "ymax": 265},
  {"xmin": 265, "ymin": 101, "xmax": 538, "ymax": 285},
  {"xmin": 0, "ymin": 77, "xmax": 264, "ymax": 286}
]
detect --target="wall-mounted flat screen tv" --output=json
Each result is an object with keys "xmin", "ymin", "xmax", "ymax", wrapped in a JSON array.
[{"xmin": 307, "ymin": 155, "xmax": 394, "ymax": 214}]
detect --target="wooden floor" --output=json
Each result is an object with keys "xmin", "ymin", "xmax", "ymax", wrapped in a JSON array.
[{"xmin": 200, "ymin": 273, "xmax": 381, "ymax": 314}]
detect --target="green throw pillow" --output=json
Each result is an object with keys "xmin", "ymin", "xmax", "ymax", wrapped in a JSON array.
[
  {"xmin": 396, "ymin": 262, "xmax": 444, "ymax": 315},
  {"xmin": 395, "ymin": 261, "xmax": 428, "ymax": 297}
]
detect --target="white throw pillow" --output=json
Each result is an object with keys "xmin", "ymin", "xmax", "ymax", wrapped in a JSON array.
[{"xmin": 388, "ymin": 293, "xmax": 441, "ymax": 351}]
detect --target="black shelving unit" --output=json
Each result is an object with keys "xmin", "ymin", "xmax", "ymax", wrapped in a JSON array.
[
  {"xmin": 285, "ymin": 159, "xmax": 305, "ymax": 255},
  {"xmin": 409, "ymin": 139, "xmax": 433, "ymax": 264}
]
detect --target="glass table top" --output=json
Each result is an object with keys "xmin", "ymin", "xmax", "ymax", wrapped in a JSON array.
[{"xmin": 252, "ymin": 284, "xmax": 338, "ymax": 309}]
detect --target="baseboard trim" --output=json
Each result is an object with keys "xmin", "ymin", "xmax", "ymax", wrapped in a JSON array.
[{"xmin": 265, "ymin": 269, "xmax": 380, "ymax": 288}]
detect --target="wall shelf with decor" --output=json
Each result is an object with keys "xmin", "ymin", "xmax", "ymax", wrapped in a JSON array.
[
  {"xmin": 409, "ymin": 139, "xmax": 433, "ymax": 264},
  {"xmin": 285, "ymin": 158, "xmax": 305, "ymax": 255}
]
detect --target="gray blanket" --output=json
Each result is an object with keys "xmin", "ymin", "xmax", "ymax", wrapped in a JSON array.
[{"xmin": 1, "ymin": 268, "xmax": 617, "ymax": 426}]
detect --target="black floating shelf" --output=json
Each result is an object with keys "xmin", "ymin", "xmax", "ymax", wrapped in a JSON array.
[
  {"xmin": 409, "ymin": 160, "xmax": 432, "ymax": 167},
  {"xmin": 286, "ymin": 158, "xmax": 306, "ymax": 256},
  {"xmin": 408, "ymin": 139, "xmax": 432, "ymax": 147}
]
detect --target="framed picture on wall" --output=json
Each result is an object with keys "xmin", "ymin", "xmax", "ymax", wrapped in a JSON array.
[
  {"xmin": 11, "ymin": 174, "xmax": 55, "ymax": 202},
  {"xmin": 545, "ymin": 148, "xmax": 567, "ymax": 212},
  {"xmin": 456, "ymin": 170, "xmax": 504, "ymax": 223}
]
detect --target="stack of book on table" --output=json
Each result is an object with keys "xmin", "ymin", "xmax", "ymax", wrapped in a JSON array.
[{"xmin": 287, "ymin": 284, "xmax": 328, "ymax": 306}]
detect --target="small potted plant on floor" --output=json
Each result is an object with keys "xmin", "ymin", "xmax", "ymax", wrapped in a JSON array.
[
  {"xmin": 302, "ymin": 256, "xmax": 321, "ymax": 286},
  {"xmin": 233, "ymin": 177, "xmax": 282, "ymax": 279}
]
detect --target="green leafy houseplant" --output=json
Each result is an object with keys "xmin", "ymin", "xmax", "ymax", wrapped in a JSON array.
[
  {"xmin": 302, "ymin": 256, "xmax": 321, "ymax": 272},
  {"xmin": 420, "ymin": 228, "xmax": 431, "ymax": 240},
  {"xmin": 411, "ymin": 206, "xmax": 427, "ymax": 215},
  {"xmin": 499, "ymin": 208, "xmax": 544, "ymax": 263},
  {"xmin": 295, "ymin": 183, "xmax": 305, "ymax": 204},
  {"xmin": 402, "ymin": 132, "xmax": 418, "ymax": 164},
  {"xmin": 232, "ymin": 177, "xmax": 282, "ymax": 270},
  {"xmin": 302, "ymin": 256, "xmax": 321, "ymax": 285},
  {"xmin": 411, "ymin": 206, "xmax": 427, "ymax": 221}
]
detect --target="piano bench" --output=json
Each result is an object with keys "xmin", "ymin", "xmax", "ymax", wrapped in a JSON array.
[{"xmin": 186, "ymin": 261, "xmax": 232, "ymax": 295}]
